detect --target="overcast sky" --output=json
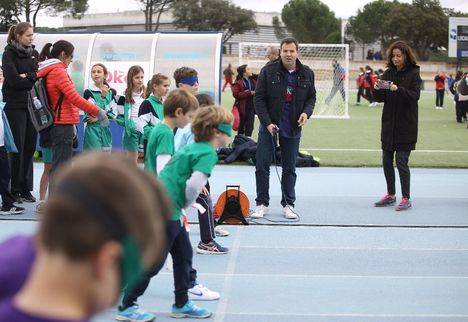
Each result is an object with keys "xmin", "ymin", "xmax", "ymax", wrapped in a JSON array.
[{"xmin": 36, "ymin": 0, "xmax": 468, "ymax": 27}]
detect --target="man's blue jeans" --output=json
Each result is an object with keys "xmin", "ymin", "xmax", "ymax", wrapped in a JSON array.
[{"xmin": 255, "ymin": 127, "xmax": 300, "ymax": 208}]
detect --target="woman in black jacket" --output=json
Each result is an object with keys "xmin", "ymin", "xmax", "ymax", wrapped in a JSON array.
[
  {"xmin": 373, "ymin": 41, "xmax": 422, "ymax": 211},
  {"xmin": 2, "ymin": 22, "xmax": 38, "ymax": 203}
]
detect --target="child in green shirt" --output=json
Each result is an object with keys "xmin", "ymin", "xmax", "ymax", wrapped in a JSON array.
[{"xmin": 160, "ymin": 105, "xmax": 232, "ymax": 318}]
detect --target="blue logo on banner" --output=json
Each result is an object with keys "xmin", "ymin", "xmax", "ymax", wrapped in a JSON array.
[
  {"xmin": 450, "ymin": 29, "xmax": 457, "ymax": 40},
  {"xmin": 100, "ymin": 52, "xmax": 144, "ymax": 60},
  {"xmin": 163, "ymin": 52, "xmax": 209, "ymax": 60}
]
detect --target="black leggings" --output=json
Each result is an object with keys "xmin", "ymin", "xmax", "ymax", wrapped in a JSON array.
[
  {"xmin": 196, "ymin": 182, "xmax": 216, "ymax": 244},
  {"xmin": 382, "ymin": 150, "xmax": 411, "ymax": 199},
  {"xmin": 436, "ymin": 89, "xmax": 445, "ymax": 107},
  {"xmin": 4, "ymin": 109, "xmax": 37, "ymax": 194}
]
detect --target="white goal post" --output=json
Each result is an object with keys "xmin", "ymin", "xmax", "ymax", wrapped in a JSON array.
[{"xmin": 239, "ymin": 42, "xmax": 350, "ymax": 119}]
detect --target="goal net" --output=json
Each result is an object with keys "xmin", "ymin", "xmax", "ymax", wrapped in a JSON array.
[{"xmin": 239, "ymin": 42, "xmax": 349, "ymax": 119}]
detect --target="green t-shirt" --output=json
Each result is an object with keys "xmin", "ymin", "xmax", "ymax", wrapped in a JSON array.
[
  {"xmin": 144, "ymin": 123, "xmax": 175, "ymax": 175},
  {"xmin": 159, "ymin": 141, "xmax": 218, "ymax": 221}
]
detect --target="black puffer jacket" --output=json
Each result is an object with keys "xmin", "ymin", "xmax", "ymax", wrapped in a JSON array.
[
  {"xmin": 373, "ymin": 64, "xmax": 422, "ymax": 151},
  {"xmin": 1, "ymin": 43, "xmax": 38, "ymax": 109},
  {"xmin": 254, "ymin": 58, "xmax": 316, "ymax": 136}
]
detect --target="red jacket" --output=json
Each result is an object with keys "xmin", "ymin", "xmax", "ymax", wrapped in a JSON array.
[
  {"xmin": 363, "ymin": 72, "xmax": 378, "ymax": 89},
  {"xmin": 37, "ymin": 59, "xmax": 99, "ymax": 125},
  {"xmin": 232, "ymin": 77, "xmax": 256, "ymax": 114}
]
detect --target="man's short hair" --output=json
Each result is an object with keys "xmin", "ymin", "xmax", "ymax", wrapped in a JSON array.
[{"xmin": 280, "ymin": 37, "xmax": 299, "ymax": 51}]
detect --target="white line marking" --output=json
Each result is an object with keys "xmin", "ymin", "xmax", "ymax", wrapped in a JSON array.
[
  {"xmin": 194, "ymin": 273, "xmax": 468, "ymax": 279},
  {"xmin": 303, "ymin": 148, "xmax": 468, "ymax": 153},
  {"xmin": 213, "ymin": 226, "xmax": 243, "ymax": 322},
  {"xmin": 239, "ymin": 245, "xmax": 468, "ymax": 251},
  {"xmin": 223, "ymin": 312, "xmax": 468, "ymax": 318}
]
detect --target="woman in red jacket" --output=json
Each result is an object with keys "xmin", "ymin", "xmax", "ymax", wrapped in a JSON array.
[
  {"xmin": 231, "ymin": 64, "xmax": 256, "ymax": 137},
  {"xmin": 37, "ymin": 40, "xmax": 108, "ymax": 184}
]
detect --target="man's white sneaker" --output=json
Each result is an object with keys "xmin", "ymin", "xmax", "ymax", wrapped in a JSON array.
[
  {"xmin": 214, "ymin": 225, "xmax": 230, "ymax": 237},
  {"xmin": 283, "ymin": 206, "xmax": 298, "ymax": 219},
  {"xmin": 188, "ymin": 284, "xmax": 220, "ymax": 301},
  {"xmin": 250, "ymin": 205, "xmax": 268, "ymax": 218}
]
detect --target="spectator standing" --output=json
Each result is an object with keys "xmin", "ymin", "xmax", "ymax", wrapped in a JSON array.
[
  {"xmin": 434, "ymin": 71, "xmax": 446, "ymax": 109},
  {"xmin": 232, "ymin": 64, "xmax": 256, "ymax": 137},
  {"xmin": 2, "ymin": 22, "xmax": 38, "ymax": 203},
  {"xmin": 222, "ymin": 64, "xmax": 234, "ymax": 92},
  {"xmin": 373, "ymin": 41, "xmax": 422, "ymax": 211}
]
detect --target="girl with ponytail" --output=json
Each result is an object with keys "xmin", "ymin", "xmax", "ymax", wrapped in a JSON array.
[{"xmin": 2, "ymin": 22, "xmax": 38, "ymax": 203}]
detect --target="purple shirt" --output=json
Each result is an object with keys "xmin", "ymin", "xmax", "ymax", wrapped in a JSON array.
[
  {"xmin": 0, "ymin": 235, "xmax": 36, "ymax": 301},
  {"xmin": 0, "ymin": 300, "xmax": 88, "ymax": 322}
]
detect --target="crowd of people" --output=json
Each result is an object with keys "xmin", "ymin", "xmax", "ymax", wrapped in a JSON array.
[
  {"xmin": 0, "ymin": 19, "xmax": 461, "ymax": 322},
  {"xmin": 355, "ymin": 65, "xmax": 384, "ymax": 107},
  {"xmin": 433, "ymin": 70, "xmax": 468, "ymax": 123}
]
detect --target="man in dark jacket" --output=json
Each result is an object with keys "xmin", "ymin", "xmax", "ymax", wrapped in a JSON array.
[
  {"xmin": 252, "ymin": 37, "xmax": 316, "ymax": 220},
  {"xmin": 2, "ymin": 23, "xmax": 38, "ymax": 203}
]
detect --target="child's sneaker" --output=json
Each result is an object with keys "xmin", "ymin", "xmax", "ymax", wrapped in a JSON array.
[
  {"xmin": 0, "ymin": 205, "xmax": 25, "ymax": 215},
  {"xmin": 171, "ymin": 300, "xmax": 212, "ymax": 318},
  {"xmin": 188, "ymin": 283, "xmax": 220, "ymax": 301},
  {"xmin": 197, "ymin": 240, "xmax": 229, "ymax": 254},
  {"xmin": 214, "ymin": 225, "xmax": 230, "ymax": 237},
  {"xmin": 395, "ymin": 197, "xmax": 412, "ymax": 211},
  {"xmin": 115, "ymin": 305, "xmax": 155, "ymax": 321},
  {"xmin": 374, "ymin": 194, "xmax": 396, "ymax": 207}
]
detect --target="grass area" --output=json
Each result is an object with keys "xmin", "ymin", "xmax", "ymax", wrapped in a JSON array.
[{"xmin": 221, "ymin": 90, "xmax": 468, "ymax": 168}]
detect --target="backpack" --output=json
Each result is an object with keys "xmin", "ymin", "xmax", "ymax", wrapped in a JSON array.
[{"xmin": 27, "ymin": 77, "xmax": 64, "ymax": 147}]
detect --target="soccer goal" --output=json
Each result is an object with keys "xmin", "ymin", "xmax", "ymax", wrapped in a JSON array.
[{"xmin": 239, "ymin": 42, "xmax": 349, "ymax": 119}]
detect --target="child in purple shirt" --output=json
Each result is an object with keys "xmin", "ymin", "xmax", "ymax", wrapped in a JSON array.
[{"xmin": 0, "ymin": 152, "xmax": 170, "ymax": 322}]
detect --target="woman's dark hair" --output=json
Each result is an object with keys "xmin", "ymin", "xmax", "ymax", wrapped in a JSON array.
[
  {"xmin": 195, "ymin": 93, "xmax": 214, "ymax": 107},
  {"xmin": 236, "ymin": 64, "xmax": 248, "ymax": 81},
  {"xmin": 455, "ymin": 70, "xmax": 463, "ymax": 81},
  {"xmin": 39, "ymin": 40, "xmax": 74, "ymax": 62},
  {"xmin": 7, "ymin": 22, "xmax": 32, "ymax": 45},
  {"xmin": 386, "ymin": 40, "xmax": 417, "ymax": 69},
  {"xmin": 365, "ymin": 65, "xmax": 373, "ymax": 73}
]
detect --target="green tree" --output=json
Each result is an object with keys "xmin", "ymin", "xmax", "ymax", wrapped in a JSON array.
[
  {"xmin": 0, "ymin": 0, "xmax": 20, "ymax": 31},
  {"xmin": 137, "ymin": 0, "xmax": 176, "ymax": 31},
  {"xmin": 272, "ymin": 16, "xmax": 287, "ymax": 41},
  {"xmin": 172, "ymin": 0, "xmax": 257, "ymax": 43},
  {"xmin": 0, "ymin": 0, "xmax": 89, "ymax": 28},
  {"xmin": 348, "ymin": 0, "xmax": 399, "ymax": 53},
  {"xmin": 385, "ymin": 0, "xmax": 448, "ymax": 60},
  {"xmin": 281, "ymin": 0, "xmax": 340, "ymax": 43}
]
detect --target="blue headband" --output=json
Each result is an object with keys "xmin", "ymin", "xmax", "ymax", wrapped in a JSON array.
[{"xmin": 180, "ymin": 76, "xmax": 198, "ymax": 86}]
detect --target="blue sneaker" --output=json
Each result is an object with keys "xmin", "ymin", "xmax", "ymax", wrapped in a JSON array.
[
  {"xmin": 115, "ymin": 305, "xmax": 155, "ymax": 321},
  {"xmin": 196, "ymin": 240, "xmax": 229, "ymax": 255},
  {"xmin": 171, "ymin": 300, "xmax": 212, "ymax": 319}
]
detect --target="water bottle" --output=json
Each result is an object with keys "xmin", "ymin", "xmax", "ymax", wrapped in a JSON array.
[{"xmin": 32, "ymin": 97, "xmax": 43, "ymax": 110}]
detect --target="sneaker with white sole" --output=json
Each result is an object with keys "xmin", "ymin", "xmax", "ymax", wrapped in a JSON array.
[
  {"xmin": 188, "ymin": 283, "xmax": 220, "ymax": 301},
  {"xmin": 283, "ymin": 206, "xmax": 298, "ymax": 219},
  {"xmin": 171, "ymin": 300, "xmax": 212, "ymax": 319},
  {"xmin": 250, "ymin": 205, "xmax": 268, "ymax": 218},
  {"xmin": 197, "ymin": 240, "xmax": 229, "ymax": 255},
  {"xmin": 115, "ymin": 305, "xmax": 155, "ymax": 321},
  {"xmin": 0, "ymin": 205, "xmax": 25, "ymax": 216},
  {"xmin": 214, "ymin": 225, "xmax": 230, "ymax": 237}
]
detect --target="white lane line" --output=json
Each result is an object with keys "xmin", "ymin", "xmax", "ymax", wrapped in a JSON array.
[
  {"xmin": 213, "ymin": 226, "xmax": 243, "ymax": 322},
  {"xmin": 303, "ymin": 148, "xmax": 468, "ymax": 153},
  {"xmin": 189, "ymin": 272, "xmax": 468, "ymax": 279},
  {"xmin": 239, "ymin": 245, "xmax": 468, "ymax": 251},
  {"xmin": 224, "ymin": 312, "xmax": 468, "ymax": 318}
]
